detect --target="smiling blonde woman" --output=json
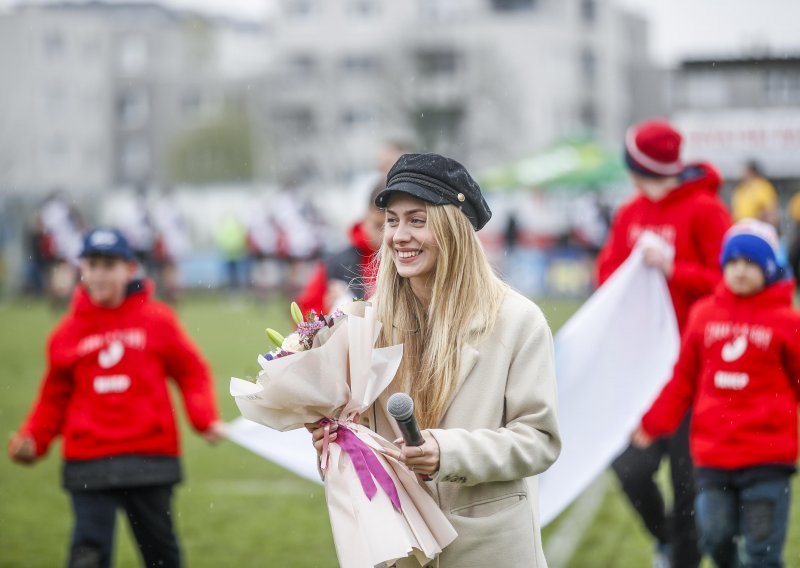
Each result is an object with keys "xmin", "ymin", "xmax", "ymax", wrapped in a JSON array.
[{"xmin": 364, "ymin": 153, "xmax": 560, "ymax": 567}]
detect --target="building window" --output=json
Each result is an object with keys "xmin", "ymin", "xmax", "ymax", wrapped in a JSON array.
[
  {"xmin": 347, "ymin": 0, "xmax": 381, "ymax": 17},
  {"xmin": 490, "ymin": 0, "xmax": 536, "ymax": 12},
  {"xmin": 580, "ymin": 0, "xmax": 596, "ymax": 24},
  {"xmin": 341, "ymin": 107, "xmax": 373, "ymax": 128},
  {"xmin": 341, "ymin": 55, "xmax": 381, "ymax": 74},
  {"xmin": 416, "ymin": 49, "xmax": 461, "ymax": 77},
  {"xmin": 685, "ymin": 72, "xmax": 729, "ymax": 107},
  {"xmin": 117, "ymin": 89, "xmax": 150, "ymax": 129},
  {"xmin": 273, "ymin": 107, "xmax": 317, "ymax": 138},
  {"xmin": 415, "ymin": 105, "xmax": 464, "ymax": 149},
  {"xmin": 285, "ymin": 0, "xmax": 319, "ymax": 17},
  {"xmin": 579, "ymin": 101, "xmax": 598, "ymax": 131},
  {"xmin": 43, "ymin": 29, "xmax": 65, "ymax": 59},
  {"xmin": 117, "ymin": 34, "xmax": 149, "ymax": 77},
  {"xmin": 766, "ymin": 70, "xmax": 800, "ymax": 104},
  {"xmin": 287, "ymin": 54, "xmax": 317, "ymax": 78},
  {"xmin": 420, "ymin": 0, "xmax": 467, "ymax": 21},
  {"xmin": 580, "ymin": 48, "xmax": 596, "ymax": 84},
  {"xmin": 120, "ymin": 137, "xmax": 151, "ymax": 181},
  {"xmin": 181, "ymin": 91, "xmax": 202, "ymax": 118}
]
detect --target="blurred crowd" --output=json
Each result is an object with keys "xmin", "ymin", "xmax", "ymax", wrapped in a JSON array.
[
  {"xmin": 19, "ymin": 186, "xmax": 331, "ymax": 306},
  {"xmin": 8, "ymin": 143, "xmax": 800, "ymax": 308}
]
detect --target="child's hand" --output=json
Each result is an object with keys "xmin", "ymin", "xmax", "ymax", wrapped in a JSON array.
[
  {"xmin": 8, "ymin": 433, "xmax": 38, "ymax": 465},
  {"xmin": 643, "ymin": 246, "xmax": 674, "ymax": 278},
  {"xmin": 630, "ymin": 425, "xmax": 654, "ymax": 449},
  {"xmin": 200, "ymin": 421, "xmax": 226, "ymax": 445}
]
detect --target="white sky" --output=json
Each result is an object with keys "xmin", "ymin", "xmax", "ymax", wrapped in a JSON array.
[
  {"xmin": 2, "ymin": 0, "xmax": 800, "ymax": 67},
  {"xmin": 614, "ymin": 0, "xmax": 800, "ymax": 65}
]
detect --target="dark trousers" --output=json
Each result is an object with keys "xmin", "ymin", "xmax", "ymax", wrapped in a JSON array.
[
  {"xmin": 612, "ymin": 416, "xmax": 700, "ymax": 568},
  {"xmin": 68, "ymin": 485, "xmax": 181, "ymax": 568},
  {"xmin": 695, "ymin": 473, "xmax": 791, "ymax": 567}
]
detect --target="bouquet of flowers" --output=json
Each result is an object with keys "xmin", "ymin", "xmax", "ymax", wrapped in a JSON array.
[{"xmin": 230, "ymin": 301, "xmax": 457, "ymax": 568}]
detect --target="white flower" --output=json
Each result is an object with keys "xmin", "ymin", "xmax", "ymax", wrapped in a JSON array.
[{"xmin": 281, "ymin": 333, "xmax": 305, "ymax": 353}]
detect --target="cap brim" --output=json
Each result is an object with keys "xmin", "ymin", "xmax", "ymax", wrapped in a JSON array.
[
  {"xmin": 79, "ymin": 250, "xmax": 134, "ymax": 260},
  {"xmin": 374, "ymin": 181, "xmax": 450, "ymax": 208}
]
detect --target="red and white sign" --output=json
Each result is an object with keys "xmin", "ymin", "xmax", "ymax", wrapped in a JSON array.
[{"xmin": 673, "ymin": 109, "xmax": 800, "ymax": 179}]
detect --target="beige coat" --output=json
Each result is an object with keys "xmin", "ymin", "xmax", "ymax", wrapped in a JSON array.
[{"xmin": 365, "ymin": 288, "xmax": 561, "ymax": 568}]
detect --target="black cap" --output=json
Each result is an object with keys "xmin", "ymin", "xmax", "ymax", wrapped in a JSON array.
[{"xmin": 375, "ymin": 153, "xmax": 492, "ymax": 231}]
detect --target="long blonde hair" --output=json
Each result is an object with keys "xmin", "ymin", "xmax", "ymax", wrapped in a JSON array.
[{"xmin": 371, "ymin": 202, "xmax": 507, "ymax": 428}]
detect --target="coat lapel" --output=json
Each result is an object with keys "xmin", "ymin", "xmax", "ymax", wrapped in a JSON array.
[
  {"xmin": 441, "ymin": 314, "xmax": 485, "ymax": 418},
  {"xmin": 442, "ymin": 344, "xmax": 480, "ymax": 417}
]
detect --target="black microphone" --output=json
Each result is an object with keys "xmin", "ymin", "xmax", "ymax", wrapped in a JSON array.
[{"xmin": 387, "ymin": 393, "xmax": 424, "ymax": 447}]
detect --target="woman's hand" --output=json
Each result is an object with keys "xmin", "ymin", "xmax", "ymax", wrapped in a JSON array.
[
  {"xmin": 382, "ymin": 430, "xmax": 440, "ymax": 478},
  {"xmin": 305, "ymin": 421, "xmax": 338, "ymax": 456}
]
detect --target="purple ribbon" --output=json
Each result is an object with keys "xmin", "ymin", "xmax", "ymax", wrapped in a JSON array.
[{"xmin": 323, "ymin": 419, "xmax": 402, "ymax": 511}]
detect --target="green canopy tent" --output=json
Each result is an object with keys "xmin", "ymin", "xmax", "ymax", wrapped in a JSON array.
[{"xmin": 480, "ymin": 139, "xmax": 627, "ymax": 192}]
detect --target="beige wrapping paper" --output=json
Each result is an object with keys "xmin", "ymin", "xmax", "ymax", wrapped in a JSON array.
[{"xmin": 230, "ymin": 303, "xmax": 457, "ymax": 567}]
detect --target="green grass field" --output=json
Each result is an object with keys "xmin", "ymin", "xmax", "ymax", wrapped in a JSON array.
[{"xmin": 1, "ymin": 295, "xmax": 799, "ymax": 567}]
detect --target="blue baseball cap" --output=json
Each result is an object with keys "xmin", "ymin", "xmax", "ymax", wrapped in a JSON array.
[{"xmin": 79, "ymin": 227, "xmax": 134, "ymax": 260}]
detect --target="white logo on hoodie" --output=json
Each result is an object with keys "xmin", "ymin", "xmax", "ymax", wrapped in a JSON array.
[
  {"xmin": 94, "ymin": 375, "xmax": 131, "ymax": 394},
  {"xmin": 98, "ymin": 340, "xmax": 125, "ymax": 369},
  {"xmin": 714, "ymin": 371, "xmax": 749, "ymax": 390},
  {"xmin": 721, "ymin": 335, "xmax": 748, "ymax": 362}
]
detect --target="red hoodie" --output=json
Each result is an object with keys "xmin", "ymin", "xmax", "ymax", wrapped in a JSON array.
[
  {"xmin": 297, "ymin": 222, "xmax": 377, "ymax": 316},
  {"xmin": 642, "ymin": 280, "xmax": 800, "ymax": 469},
  {"xmin": 20, "ymin": 281, "xmax": 219, "ymax": 461},
  {"xmin": 597, "ymin": 163, "xmax": 731, "ymax": 331}
]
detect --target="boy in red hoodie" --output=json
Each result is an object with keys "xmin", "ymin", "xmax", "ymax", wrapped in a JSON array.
[
  {"xmin": 597, "ymin": 119, "xmax": 731, "ymax": 568},
  {"xmin": 633, "ymin": 219, "xmax": 799, "ymax": 568},
  {"xmin": 8, "ymin": 227, "xmax": 223, "ymax": 568}
]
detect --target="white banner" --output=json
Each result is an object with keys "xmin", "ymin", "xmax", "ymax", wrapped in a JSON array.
[
  {"xmin": 538, "ymin": 232, "xmax": 680, "ymax": 525},
  {"xmin": 225, "ymin": 417, "xmax": 322, "ymax": 485}
]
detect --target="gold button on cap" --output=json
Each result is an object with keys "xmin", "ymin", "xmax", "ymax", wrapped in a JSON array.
[{"xmin": 457, "ymin": 193, "xmax": 465, "ymax": 202}]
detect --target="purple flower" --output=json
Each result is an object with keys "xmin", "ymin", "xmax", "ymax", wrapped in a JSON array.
[{"xmin": 297, "ymin": 319, "xmax": 326, "ymax": 338}]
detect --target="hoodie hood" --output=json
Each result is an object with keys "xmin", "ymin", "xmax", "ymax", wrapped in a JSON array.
[
  {"xmin": 715, "ymin": 277, "xmax": 795, "ymax": 309},
  {"xmin": 654, "ymin": 162, "xmax": 723, "ymax": 206}
]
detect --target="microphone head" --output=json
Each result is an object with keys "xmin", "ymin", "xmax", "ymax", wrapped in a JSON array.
[{"xmin": 387, "ymin": 392, "xmax": 414, "ymax": 422}]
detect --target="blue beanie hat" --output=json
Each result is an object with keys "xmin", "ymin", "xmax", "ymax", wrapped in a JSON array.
[{"xmin": 720, "ymin": 219, "xmax": 780, "ymax": 284}]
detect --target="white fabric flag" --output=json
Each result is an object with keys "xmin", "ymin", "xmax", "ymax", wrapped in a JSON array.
[
  {"xmin": 538, "ymin": 232, "xmax": 680, "ymax": 526},
  {"xmin": 225, "ymin": 417, "xmax": 323, "ymax": 485}
]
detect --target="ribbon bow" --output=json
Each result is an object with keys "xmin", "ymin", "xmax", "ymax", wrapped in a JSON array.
[{"xmin": 320, "ymin": 418, "xmax": 402, "ymax": 511}]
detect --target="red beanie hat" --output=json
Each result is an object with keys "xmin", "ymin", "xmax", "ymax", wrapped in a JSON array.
[{"xmin": 624, "ymin": 119, "xmax": 683, "ymax": 177}]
